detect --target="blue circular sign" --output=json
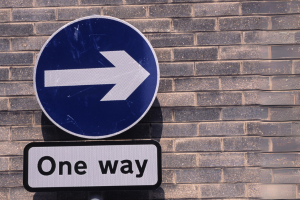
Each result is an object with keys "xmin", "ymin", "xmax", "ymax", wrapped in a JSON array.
[{"xmin": 34, "ymin": 16, "xmax": 159, "ymax": 139}]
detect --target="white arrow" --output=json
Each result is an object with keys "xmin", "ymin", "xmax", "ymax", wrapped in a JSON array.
[{"xmin": 44, "ymin": 50, "xmax": 150, "ymax": 101}]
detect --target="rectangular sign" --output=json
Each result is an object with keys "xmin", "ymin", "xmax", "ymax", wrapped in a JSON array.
[{"xmin": 23, "ymin": 140, "xmax": 161, "ymax": 192}]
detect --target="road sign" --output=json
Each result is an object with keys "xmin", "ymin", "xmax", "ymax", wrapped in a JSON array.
[
  {"xmin": 34, "ymin": 16, "xmax": 159, "ymax": 139},
  {"xmin": 23, "ymin": 140, "xmax": 162, "ymax": 192}
]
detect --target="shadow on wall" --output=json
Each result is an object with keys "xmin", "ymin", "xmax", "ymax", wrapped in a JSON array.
[{"xmin": 33, "ymin": 98, "xmax": 165, "ymax": 200}]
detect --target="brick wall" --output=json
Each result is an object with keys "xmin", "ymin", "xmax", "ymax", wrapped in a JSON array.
[{"xmin": 0, "ymin": 0, "xmax": 300, "ymax": 199}]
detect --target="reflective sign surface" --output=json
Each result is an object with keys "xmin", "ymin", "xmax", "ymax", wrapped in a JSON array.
[
  {"xmin": 34, "ymin": 16, "xmax": 159, "ymax": 139},
  {"xmin": 24, "ymin": 141, "xmax": 162, "ymax": 191}
]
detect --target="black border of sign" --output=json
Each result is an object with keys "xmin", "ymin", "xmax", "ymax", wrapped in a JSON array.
[{"xmin": 23, "ymin": 140, "xmax": 162, "ymax": 192}]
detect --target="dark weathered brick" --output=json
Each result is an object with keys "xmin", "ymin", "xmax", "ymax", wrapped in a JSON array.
[
  {"xmin": 200, "ymin": 183, "xmax": 245, "ymax": 198},
  {"xmin": 272, "ymin": 76, "xmax": 300, "ymax": 90},
  {"xmin": 248, "ymin": 183, "xmax": 260, "ymax": 198},
  {"xmin": 13, "ymin": 8, "xmax": 55, "ymax": 21},
  {"xmin": 261, "ymin": 91, "xmax": 295, "ymax": 105},
  {"xmin": 156, "ymin": 139, "xmax": 173, "ymax": 152},
  {"xmin": 10, "ymin": 97, "xmax": 40, "ymax": 110},
  {"xmin": 220, "ymin": 45, "xmax": 269, "ymax": 59},
  {"xmin": 176, "ymin": 168, "xmax": 221, "ymax": 183},
  {"xmin": 158, "ymin": 79, "xmax": 172, "ymax": 92},
  {"xmin": 173, "ymin": 0, "xmax": 213, "ymax": 2},
  {"xmin": 242, "ymin": 1, "xmax": 300, "ymax": 15},
  {"xmin": 272, "ymin": 15, "xmax": 300, "ymax": 30},
  {"xmin": 199, "ymin": 153, "xmax": 245, "ymax": 167},
  {"xmin": 173, "ymin": 18, "xmax": 215, "ymax": 32},
  {"xmin": 0, "ymin": 53, "xmax": 33, "ymax": 65},
  {"xmin": 36, "ymin": 0, "xmax": 77, "ymax": 6},
  {"xmin": 34, "ymin": 111, "xmax": 54, "ymax": 125},
  {"xmin": 0, "ymin": 82, "xmax": 34, "ymax": 96},
  {"xmin": 162, "ymin": 170, "xmax": 174, "ymax": 183},
  {"xmin": 197, "ymin": 92, "xmax": 242, "ymax": 106},
  {"xmin": 175, "ymin": 77, "xmax": 219, "ymax": 91},
  {"xmin": 10, "ymin": 156, "xmax": 23, "ymax": 170},
  {"xmin": 0, "ymin": 9, "xmax": 10, "ymax": 22},
  {"xmin": 196, "ymin": 61, "xmax": 240, "ymax": 76},
  {"xmin": 12, "ymin": 36, "xmax": 48, "ymax": 50},
  {"xmin": 174, "ymin": 108, "xmax": 221, "ymax": 122},
  {"xmin": 0, "ymin": 24, "xmax": 33, "ymax": 36},
  {"xmin": 243, "ymin": 60, "xmax": 292, "ymax": 75},
  {"xmin": 0, "ymin": 188, "xmax": 8, "ymax": 200},
  {"xmin": 103, "ymin": 6, "xmax": 146, "ymax": 19},
  {"xmin": 199, "ymin": 122, "xmax": 244, "ymax": 136},
  {"xmin": 0, "ymin": 98, "xmax": 8, "ymax": 110},
  {"xmin": 57, "ymin": 7, "xmax": 100, "ymax": 20},
  {"xmin": 174, "ymin": 47, "xmax": 218, "ymax": 61},
  {"xmin": 81, "ymin": 0, "xmax": 122, "ymax": 5},
  {"xmin": 148, "ymin": 33, "xmax": 193, "ymax": 48},
  {"xmin": 36, "ymin": 22, "xmax": 67, "ymax": 35},
  {"xmin": 248, "ymin": 183, "xmax": 262, "ymax": 198},
  {"xmin": 126, "ymin": 19, "xmax": 171, "ymax": 32},
  {"xmin": 272, "ymin": 45, "xmax": 300, "ymax": 59},
  {"xmin": 272, "ymin": 137, "xmax": 300, "ymax": 152},
  {"xmin": 49, "ymin": 127, "xmax": 82, "ymax": 141},
  {"xmin": 10, "ymin": 187, "xmax": 57, "ymax": 200},
  {"xmin": 197, "ymin": 31, "xmax": 241, "ymax": 45},
  {"xmin": 0, "ymin": 84, "xmax": 5, "ymax": 95},
  {"xmin": 11, "ymin": 67, "xmax": 34, "ymax": 80},
  {"xmin": 244, "ymin": 91, "xmax": 294, "ymax": 105},
  {"xmin": 155, "ymin": 93, "xmax": 194, "ymax": 107},
  {"xmin": 0, "ymin": 112, "xmax": 32, "ymax": 125},
  {"xmin": 290, "ymin": 90, "xmax": 300, "ymax": 105},
  {"xmin": 125, "ymin": 0, "xmax": 167, "ymax": 4},
  {"xmin": 292, "ymin": 122, "xmax": 300, "ymax": 136},
  {"xmin": 260, "ymin": 153, "xmax": 300, "ymax": 167},
  {"xmin": 162, "ymin": 153, "xmax": 197, "ymax": 168},
  {"xmin": 221, "ymin": 76, "xmax": 269, "ymax": 90},
  {"xmin": 224, "ymin": 168, "xmax": 272, "ymax": 183},
  {"xmin": 154, "ymin": 184, "xmax": 199, "ymax": 199},
  {"xmin": 0, "ymin": 39, "xmax": 9, "ymax": 51},
  {"xmin": 247, "ymin": 152, "xmax": 260, "ymax": 166},
  {"xmin": 159, "ymin": 62, "xmax": 194, "ymax": 77},
  {"xmin": 152, "ymin": 123, "xmax": 197, "ymax": 138},
  {"xmin": 243, "ymin": 90, "xmax": 261, "ymax": 105},
  {"xmin": 247, "ymin": 122, "xmax": 292, "ymax": 136},
  {"xmin": 222, "ymin": 106, "xmax": 268, "ymax": 120},
  {"xmin": 0, "ymin": 68, "xmax": 9, "ymax": 80},
  {"xmin": 154, "ymin": 48, "xmax": 171, "ymax": 61},
  {"xmin": 261, "ymin": 137, "xmax": 271, "ymax": 152},
  {"xmin": 11, "ymin": 126, "xmax": 57, "ymax": 141},
  {"xmin": 244, "ymin": 31, "xmax": 297, "ymax": 44},
  {"xmin": 141, "ymin": 107, "xmax": 173, "ymax": 122},
  {"xmin": 219, "ymin": 16, "xmax": 269, "ymax": 31},
  {"xmin": 175, "ymin": 138, "xmax": 221, "ymax": 151},
  {"xmin": 223, "ymin": 137, "xmax": 261, "ymax": 151},
  {"xmin": 273, "ymin": 169, "xmax": 300, "ymax": 183},
  {"xmin": 0, "ymin": 127, "xmax": 9, "ymax": 141},
  {"xmin": 149, "ymin": 4, "xmax": 192, "ymax": 18},
  {"xmin": 0, "ymin": 173, "xmax": 22, "ymax": 187},
  {"xmin": 0, "ymin": 142, "xmax": 29, "ymax": 155},
  {"xmin": 195, "ymin": 2, "xmax": 239, "ymax": 17},
  {"xmin": 0, "ymin": 0, "xmax": 33, "ymax": 8},
  {"xmin": 0, "ymin": 157, "xmax": 8, "ymax": 171},
  {"xmin": 294, "ymin": 60, "xmax": 300, "ymax": 74}
]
